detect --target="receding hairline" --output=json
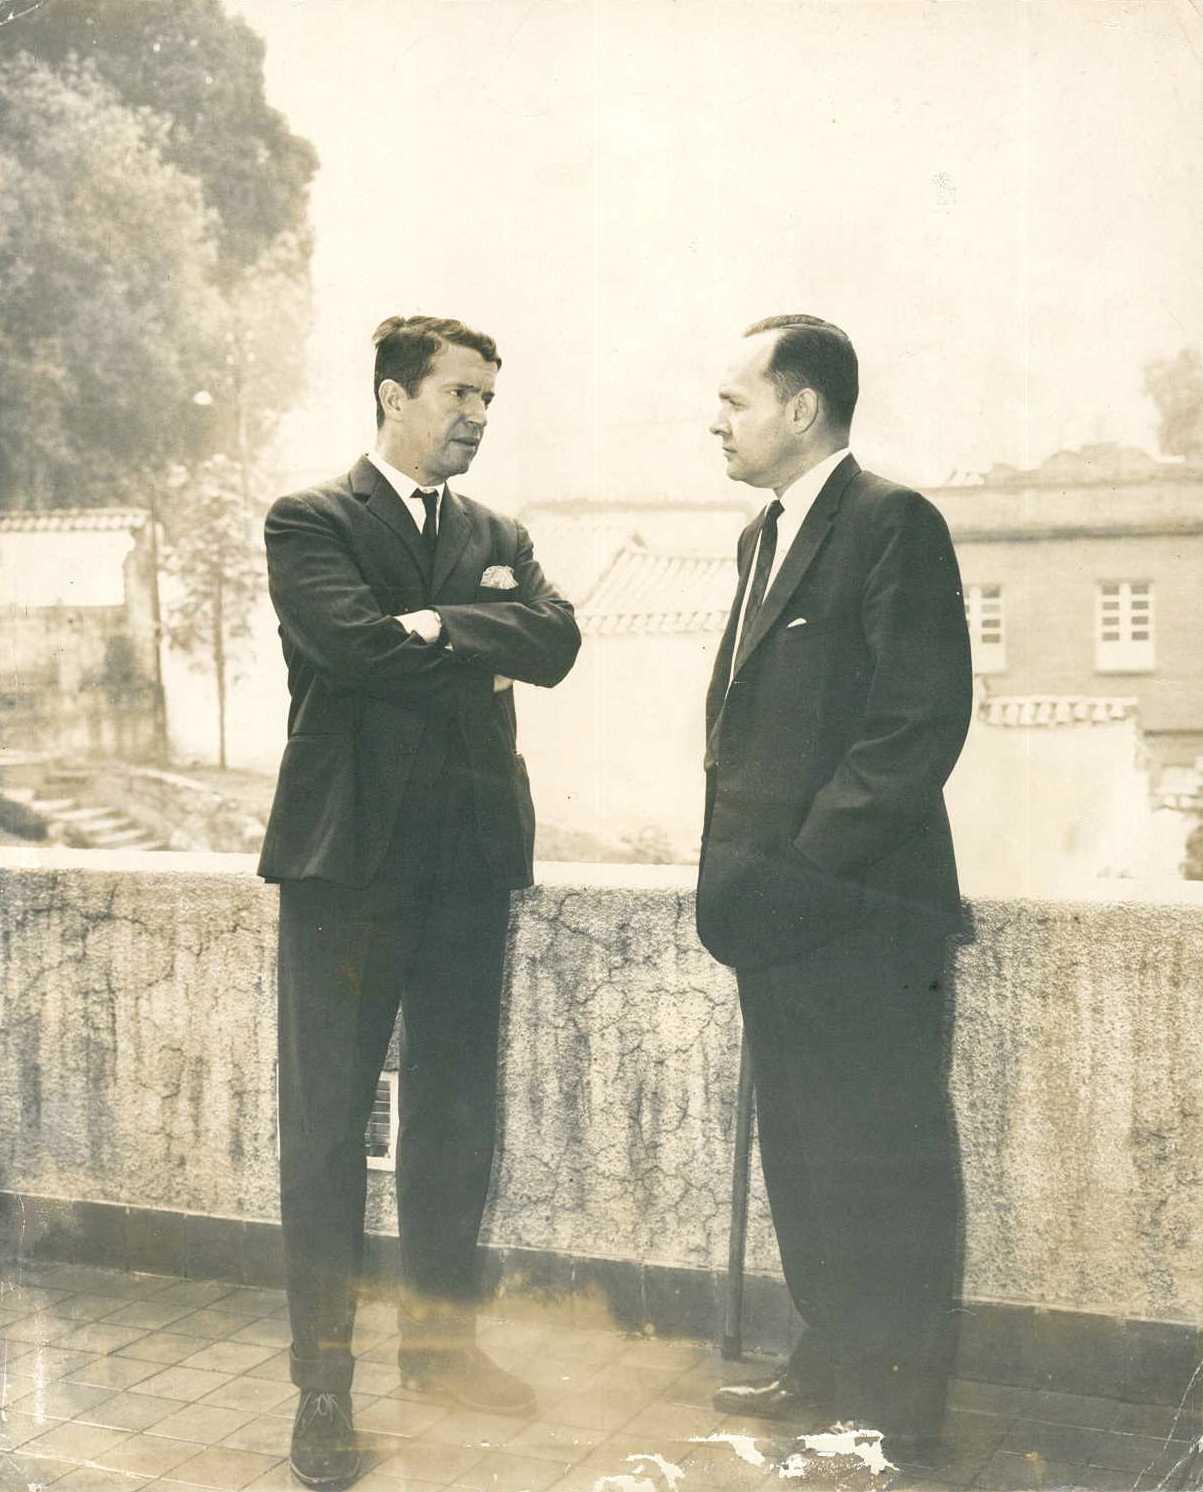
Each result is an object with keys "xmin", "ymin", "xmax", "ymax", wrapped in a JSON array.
[{"xmin": 737, "ymin": 314, "xmax": 858, "ymax": 426}]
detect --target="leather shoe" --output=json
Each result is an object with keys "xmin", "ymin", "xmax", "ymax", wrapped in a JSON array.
[
  {"xmin": 398, "ymin": 1344, "xmax": 536, "ymax": 1416},
  {"xmin": 712, "ymin": 1372, "xmax": 824, "ymax": 1421},
  {"xmin": 290, "ymin": 1389, "xmax": 360, "ymax": 1489}
]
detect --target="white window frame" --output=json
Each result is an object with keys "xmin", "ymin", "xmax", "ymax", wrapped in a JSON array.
[
  {"xmin": 964, "ymin": 583, "xmax": 1006, "ymax": 674},
  {"xmin": 365, "ymin": 1071, "xmax": 400, "ymax": 1172},
  {"xmin": 1095, "ymin": 581, "xmax": 1154, "ymax": 673},
  {"xmin": 275, "ymin": 1066, "xmax": 399, "ymax": 1171}
]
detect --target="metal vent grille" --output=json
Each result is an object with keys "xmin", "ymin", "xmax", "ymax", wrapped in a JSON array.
[
  {"xmin": 274, "ymin": 1065, "xmax": 399, "ymax": 1170},
  {"xmin": 365, "ymin": 1071, "xmax": 399, "ymax": 1171}
]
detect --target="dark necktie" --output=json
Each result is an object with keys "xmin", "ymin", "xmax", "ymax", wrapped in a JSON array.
[
  {"xmin": 415, "ymin": 488, "xmax": 439, "ymax": 554},
  {"xmin": 741, "ymin": 498, "xmax": 784, "ymax": 633}
]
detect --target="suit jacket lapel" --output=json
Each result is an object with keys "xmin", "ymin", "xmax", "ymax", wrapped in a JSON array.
[
  {"xmin": 704, "ymin": 525, "xmax": 757, "ymax": 767},
  {"xmin": 432, "ymin": 488, "xmax": 476, "ymax": 597},
  {"xmin": 732, "ymin": 454, "xmax": 859, "ymax": 678},
  {"xmin": 352, "ymin": 456, "xmax": 432, "ymax": 581},
  {"xmin": 711, "ymin": 525, "xmax": 757, "ymax": 700}
]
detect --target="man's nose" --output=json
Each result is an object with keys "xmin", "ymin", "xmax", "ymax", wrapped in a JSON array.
[{"xmin": 709, "ymin": 414, "xmax": 727, "ymax": 437}]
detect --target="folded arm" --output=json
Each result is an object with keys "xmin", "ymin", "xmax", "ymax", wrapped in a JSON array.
[
  {"xmin": 792, "ymin": 491, "xmax": 973, "ymax": 875},
  {"xmin": 434, "ymin": 522, "xmax": 581, "ymax": 688},
  {"xmin": 265, "ymin": 492, "xmax": 468, "ymax": 706}
]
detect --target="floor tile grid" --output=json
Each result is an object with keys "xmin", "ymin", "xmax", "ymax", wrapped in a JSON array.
[
  {"xmin": 5, "ymin": 1263, "xmax": 1200, "ymax": 1492},
  {"xmin": 1, "ymin": 1266, "xmax": 292, "ymax": 1491}
]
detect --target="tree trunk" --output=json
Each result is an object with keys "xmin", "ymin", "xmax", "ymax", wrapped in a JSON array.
[
  {"xmin": 145, "ymin": 478, "xmax": 170, "ymax": 764},
  {"xmin": 213, "ymin": 560, "xmax": 227, "ymax": 771}
]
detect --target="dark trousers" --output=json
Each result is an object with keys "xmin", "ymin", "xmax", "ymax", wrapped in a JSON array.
[
  {"xmin": 276, "ymin": 767, "xmax": 512, "ymax": 1392},
  {"xmin": 736, "ymin": 910, "xmax": 964, "ymax": 1437}
]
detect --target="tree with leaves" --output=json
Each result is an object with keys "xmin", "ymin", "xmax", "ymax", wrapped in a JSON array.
[
  {"xmin": 12, "ymin": 0, "xmax": 317, "ymax": 278},
  {"xmin": 162, "ymin": 454, "xmax": 262, "ymax": 770},
  {"xmin": 203, "ymin": 230, "xmax": 314, "ymax": 506},
  {"xmin": 0, "ymin": 1, "xmax": 316, "ymax": 511},
  {"xmin": 1143, "ymin": 348, "xmax": 1203, "ymax": 463},
  {"xmin": 0, "ymin": 55, "xmax": 225, "ymax": 507}
]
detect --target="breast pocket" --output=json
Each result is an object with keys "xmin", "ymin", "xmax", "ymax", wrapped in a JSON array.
[
  {"xmin": 777, "ymin": 611, "xmax": 839, "ymax": 642},
  {"xmin": 476, "ymin": 582, "xmax": 520, "ymax": 603}
]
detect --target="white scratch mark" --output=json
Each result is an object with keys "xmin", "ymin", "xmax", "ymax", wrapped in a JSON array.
[
  {"xmin": 626, "ymin": 1452, "xmax": 687, "ymax": 1489},
  {"xmin": 780, "ymin": 1427, "xmax": 896, "ymax": 1479},
  {"xmin": 592, "ymin": 1457, "xmax": 688, "ymax": 1492},
  {"xmin": 690, "ymin": 1432, "xmax": 768, "ymax": 1467}
]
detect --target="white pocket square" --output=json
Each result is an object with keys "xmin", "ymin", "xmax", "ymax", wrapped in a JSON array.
[
  {"xmin": 481, "ymin": 564, "xmax": 518, "ymax": 589},
  {"xmin": 786, "ymin": 616, "xmax": 809, "ymax": 628}
]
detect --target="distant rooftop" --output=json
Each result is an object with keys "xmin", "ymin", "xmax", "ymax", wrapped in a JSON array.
[
  {"xmin": 520, "ymin": 513, "xmax": 640, "ymax": 608},
  {"xmin": 523, "ymin": 503, "xmax": 748, "ymax": 615},
  {"xmin": 523, "ymin": 496, "xmax": 757, "ymax": 513},
  {"xmin": 944, "ymin": 444, "xmax": 1199, "ymax": 490},
  {"xmin": 0, "ymin": 507, "xmax": 148, "ymax": 533},
  {"xmin": 577, "ymin": 543, "xmax": 738, "ymax": 635}
]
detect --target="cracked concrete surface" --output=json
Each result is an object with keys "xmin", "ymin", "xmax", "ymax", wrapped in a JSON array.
[{"xmin": 1, "ymin": 850, "xmax": 1202, "ymax": 1328}]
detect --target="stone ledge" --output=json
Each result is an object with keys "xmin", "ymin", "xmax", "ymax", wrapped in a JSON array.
[
  {"xmin": 1, "ymin": 851, "xmax": 1201, "ymax": 1347},
  {"xmin": 4, "ymin": 845, "xmax": 1203, "ymax": 905}
]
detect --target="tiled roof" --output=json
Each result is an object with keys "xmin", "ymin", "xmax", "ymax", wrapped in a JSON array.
[
  {"xmin": 523, "ymin": 515, "xmax": 639, "ymax": 608},
  {"xmin": 0, "ymin": 508, "xmax": 148, "ymax": 533},
  {"xmin": 980, "ymin": 695, "xmax": 1138, "ymax": 727},
  {"xmin": 944, "ymin": 445, "xmax": 1200, "ymax": 489},
  {"xmin": 522, "ymin": 505, "xmax": 750, "ymax": 610},
  {"xmin": 578, "ymin": 544, "xmax": 738, "ymax": 635}
]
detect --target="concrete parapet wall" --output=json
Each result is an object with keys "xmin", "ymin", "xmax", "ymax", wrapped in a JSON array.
[{"xmin": 1, "ymin": 850, "xmax": 1201, "ymax": 1329}]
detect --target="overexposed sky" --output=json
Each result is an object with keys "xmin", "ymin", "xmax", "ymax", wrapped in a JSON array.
[{"xmin": 229, "ymin": 0, "xmax": 1203, "ymax": 504}]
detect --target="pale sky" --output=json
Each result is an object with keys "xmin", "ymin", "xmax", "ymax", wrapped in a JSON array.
[{"xmin": 229, "ymin": 0, "xmax": 1203, "ymax": 506}]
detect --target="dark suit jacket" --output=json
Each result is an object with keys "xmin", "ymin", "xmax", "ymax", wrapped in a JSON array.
[
  {"xmin": 695, "ymin": 455, "xmax": 973, "ymax": 970},
  {"xmin": 258, "ymin": 456, "xmax": 580, "ymax": 889}
]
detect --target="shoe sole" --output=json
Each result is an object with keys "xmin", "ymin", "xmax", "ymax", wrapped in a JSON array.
[
  {"xmin": 711, "ymin": 1392, "xmax": 828, "ymax": 1422},
  {"xmin": 289, "ymin": 1452, "xmax": 362, "ymax": 1490}
]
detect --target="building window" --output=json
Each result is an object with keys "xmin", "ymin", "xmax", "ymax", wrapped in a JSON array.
[
  {"xmin": 964, "ymin": 584, "xmax": 1006, "ymax": 674},
  {"xmin": 1096, "ymin": 581, "xmax": 1154, "ymax": 673},
  {"xmin": 276, "ymin": 1067, "xmax": 399, "ymax": 1171},
  {"xmin": 365, "ymin": 1072, "xmax": 400, "ymax": 1172}
]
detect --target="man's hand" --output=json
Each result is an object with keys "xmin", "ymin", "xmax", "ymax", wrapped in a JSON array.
[{"xmin": 395, "ymin": 609, "xmax": 443, "ymax": 644}]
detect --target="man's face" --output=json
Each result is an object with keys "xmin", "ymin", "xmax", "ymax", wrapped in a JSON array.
[
  {"xmin": 389, "ymin": 343, "xmax": 498, "ymax": 484},
  {"xmin": 710, "ymin": 333, "xmax": 797, "ymax": 489}
]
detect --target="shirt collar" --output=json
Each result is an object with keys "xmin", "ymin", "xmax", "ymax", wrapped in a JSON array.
[
  {"xmin": 776, "ymin": 446, "xmax": 851, "ymax": 514},
  {"xmin": 366, "ymin": 450, "xmax": 443, "ymax": 501}
]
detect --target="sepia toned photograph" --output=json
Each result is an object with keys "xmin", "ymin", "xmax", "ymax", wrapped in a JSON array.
[{"xmin": 1, "ymin": 2, "xmax": 1201, "ymax": 1489}]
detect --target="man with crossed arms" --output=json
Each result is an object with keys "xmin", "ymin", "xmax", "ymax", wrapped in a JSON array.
[{"xmin": 260, "ymin": 315, "xmax": 579, "ymax": 1489}]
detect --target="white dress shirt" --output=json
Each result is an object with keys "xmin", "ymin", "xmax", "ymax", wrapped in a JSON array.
[
  {"xmin": 732, "ymin": 446, "xmax": 851, "ymax": 665},
  {"xmin": 366, "ymin": 450, "xmax": 443, "ymax": 536},
  {"xmin": 366, "ymin": 451, "xmax": 515, "ymax": 689}
]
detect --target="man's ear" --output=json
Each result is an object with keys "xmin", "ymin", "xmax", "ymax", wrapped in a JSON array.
[
  {"xmin": 791, "ymin": 387, "xmax": 820, "ymax": 435},
  {"xmin": 377, "ymin": 378, "xmax": 409, "ymax": 421}
]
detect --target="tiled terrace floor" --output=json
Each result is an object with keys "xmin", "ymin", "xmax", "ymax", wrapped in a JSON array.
[{"xmin": 1, "ymin": 1261, "xmax": 1199, "ymax": 1492}]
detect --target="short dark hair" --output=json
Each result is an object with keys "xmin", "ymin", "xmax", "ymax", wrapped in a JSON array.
[
  {"xmin": 371, "ymin": 315, "xmax": 501, "ymax": 426},
  {"xmin": 744, "ymin": 314, "xmax": 858, "ymax": 430}
]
